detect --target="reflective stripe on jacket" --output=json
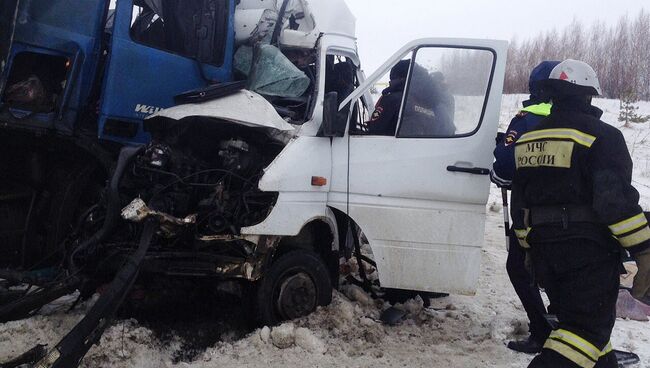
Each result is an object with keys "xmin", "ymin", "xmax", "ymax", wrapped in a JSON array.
[
  {"xmin": 510, "ymin": 103, "xmax": 650, "ymax": 254},
  {"xmin": 491, "ymin": 103, "xmax": 551, "ymax": 188}
]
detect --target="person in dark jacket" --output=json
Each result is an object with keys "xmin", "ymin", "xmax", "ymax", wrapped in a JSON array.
[
  {"xmin": 511, "ymin": 59, "xmax": 650, "ymax": 368},
  {"xmin": 366, "ymin": 60, "xmax": 456, "ymax": 137},
  {"xmin": 399, "ymin": 64, "xmax": 456, "ymax": 137},
  {"xmin": 366, "ymin": 60, "xmax": 409, "ymax": 136},
  {"xmin": 491, "ymin": 61, "xmax": 559, "ymax": 188},
  {"xmin": 490, "ymin": 61, "xmax": 560, "ymax": 354}
]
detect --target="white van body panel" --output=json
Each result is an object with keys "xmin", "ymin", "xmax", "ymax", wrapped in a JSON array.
[
  {"xmin": 331, "ymin": 38, "xmax": 508, "ymax": 295},
  {"xmin": 245, "ymin": 36, "xmax": 508, "ymax": 296},
  {"xmin": 241, "ymin": 34, "xmax": 357, "ymax": 237},
  {"xmin": 241, "ymin": 136, "xmax": 332, "ymax": 236}
]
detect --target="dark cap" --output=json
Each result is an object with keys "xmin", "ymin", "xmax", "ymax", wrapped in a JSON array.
[
  {"xmin": 390, "ymin": 60, "xmax": 411, "ymax": 81},
  {"xmin": 529, "ymin": 61, "xmax": 561, "ymax": 98}
]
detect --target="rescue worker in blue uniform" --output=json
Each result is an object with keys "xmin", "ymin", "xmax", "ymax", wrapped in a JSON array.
[
  {"xmin": 491, "ymin": 61, "xmax": 560, "ymax": 354},
  {"xmin": 511, "ymin": 59, "xmax": 650, "ymax": 368},
  {"xmin": 491, "ymin": 61, "xmax": 560, "ymax": 188}
]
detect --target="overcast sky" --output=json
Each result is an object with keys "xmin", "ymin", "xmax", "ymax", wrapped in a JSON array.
[{"xmin": 346, "ymin": 0, "xmax": 648, "ymax": 74}]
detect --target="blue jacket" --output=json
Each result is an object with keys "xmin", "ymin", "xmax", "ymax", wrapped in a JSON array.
[{"xmin": 490, "ymin": 102, "xmax": 551, "ymax": 188}]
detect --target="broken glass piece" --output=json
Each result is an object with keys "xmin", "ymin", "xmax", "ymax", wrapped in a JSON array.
[{"xmin": 234, "ymin": 45, "xmax": 254, "ymax": 76}]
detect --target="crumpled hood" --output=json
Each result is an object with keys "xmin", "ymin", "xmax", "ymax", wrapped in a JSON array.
[{"xmin": 148, "ymin": 89, "xmax": 296, "ymax": 134}]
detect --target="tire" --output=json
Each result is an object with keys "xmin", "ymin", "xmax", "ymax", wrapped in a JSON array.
[
  {"xmin": 0, "ymin": 184, "xmax": 30, "ymax": 267},
  {"xmin": 255, "ymin": 250, "xmax": 332, "ymax": 326},
  {"xmin": 43, "ymin": 162, "xmax": 103, "ymax": 260}
]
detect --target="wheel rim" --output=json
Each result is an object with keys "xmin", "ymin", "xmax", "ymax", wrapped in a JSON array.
[{"xmin": 275, "ymin": 272, "xmax": 317, "ymax": 320}]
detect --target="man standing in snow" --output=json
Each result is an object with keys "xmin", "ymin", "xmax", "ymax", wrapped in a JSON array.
[
  {"xmin": 511, "ymin": 59, "xmax": 650, "ymax": 368},
  {"xmin": 491, "ymin": 61, "xmax": 559, "ymax": 354}
]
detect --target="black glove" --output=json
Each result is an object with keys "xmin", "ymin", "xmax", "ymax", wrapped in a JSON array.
[
  {"xmin": 524, "ymin": 251, "xmax": 534, "ymax": 276},
  {"xmin": 495, "ymin": 132, "xmax": 506, "ymax": 145}
]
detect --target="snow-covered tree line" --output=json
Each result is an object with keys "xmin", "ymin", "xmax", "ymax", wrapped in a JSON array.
[{"xmin": 505, "ymin": 9, "xmax": 650, "ymax": 100}]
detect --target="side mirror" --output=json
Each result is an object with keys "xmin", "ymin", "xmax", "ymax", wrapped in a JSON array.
[{"xmin": 321, "ymin": 92, "xmax": 346, "ymax": 137}]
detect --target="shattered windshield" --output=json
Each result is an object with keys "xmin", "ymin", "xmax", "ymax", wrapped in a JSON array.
[
  {"xmin": 233, "ymin": 43, "xmax": 316, "ymax": 124},
  {"xmin": 235, "ymin": 44, "xmax": 310, "ymax": 98}
]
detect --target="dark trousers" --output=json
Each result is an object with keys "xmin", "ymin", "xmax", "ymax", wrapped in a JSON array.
[
  {"xmin": 527, "ymin": 237, "xmax": 620, "ymax": 368},
  {"xmin": 507, "ymin": 232, "xmax": 551, "ymax": 343}
]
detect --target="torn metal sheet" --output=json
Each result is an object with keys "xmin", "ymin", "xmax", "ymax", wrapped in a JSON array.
[
  {"xmin": 148, "ymin": 90, "xmax": 295, "ymax": 137},
  {"xmin": 234, "ymin": 0, "xmax": 355, "ymax": 49},
  {"xmin": 302, "ymin": 0, "xmax": 355, "ymax": 38},
  {"xmin": 235, "ymin": 9, "xmax": 277, "ymax": 46},
  {"xmin": 122, "ymin": 198, "xmax": 196, "ymax": 226},
  {"xmin": 122, "ymin": 198, "xmax": 196, "ymax": 238}
]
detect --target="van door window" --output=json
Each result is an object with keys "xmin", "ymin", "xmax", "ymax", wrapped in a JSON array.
[
  {"xmin": 354, "ymin": 57, "xmax": 412, "ymax": 137},
  {"xmin": 130, "ymin": 0, "xmax": 229, "ymax": 66},
  {"xmin": 325, "ymin": 56, "xmax": 356, "ymax": 102},
  {"xmin": 349, "ymin": 98, "xmax": 370, "ymax": 133},
  {"xmin": 397, "ymin": 47, "xmax": 495, "ymax": 138},
  {"xmin": 325, "ymin": 55, "xmax": 357, "ymax": 130}
]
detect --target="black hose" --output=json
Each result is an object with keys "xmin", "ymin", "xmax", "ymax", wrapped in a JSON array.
[
  {"xmin": 0, "ymin": 276, "xmax": 81, "ymax": 323},
  {"xmin": 35, "ymin": 219, "xmax": 158, "ymax": 368},
  {"xmin": 0, "ymin": 344, "xmax": 46, "ymax": 368},
  {"xmin": 69, "ymin": 146, "xmax": 143, "ymax": 272}
]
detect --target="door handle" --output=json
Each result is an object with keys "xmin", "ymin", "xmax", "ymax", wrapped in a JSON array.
[{"xmin": 446, "ymin": 165, "xmax": 490, "ymax": 175}]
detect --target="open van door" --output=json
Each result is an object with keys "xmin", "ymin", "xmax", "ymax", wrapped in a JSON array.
[
  {"xmin": 330, "ymin": 38, "xmax": 507, "ymax": 295},
  {"xmin": 0, "ymin": 0, "xmax": 18, "ymax": 91}
]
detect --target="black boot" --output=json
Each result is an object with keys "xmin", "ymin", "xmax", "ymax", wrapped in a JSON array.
[{"xmin": 507, "ymin": 336, "xmax": 543, "ymax": 354}]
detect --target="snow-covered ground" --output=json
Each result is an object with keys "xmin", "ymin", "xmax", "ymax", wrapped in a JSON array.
[{"xmin": 1, "ymin": 95, "xmax": 650, "ymax": 367}]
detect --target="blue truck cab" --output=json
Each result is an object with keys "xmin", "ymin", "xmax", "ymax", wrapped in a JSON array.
[
  {"xmin": 0, "ymin": 0, "xmax": 235, "ymax": 267},
  {"xmin": 1, "ymin": 0, "xmax": 234, "ymax": 142}
]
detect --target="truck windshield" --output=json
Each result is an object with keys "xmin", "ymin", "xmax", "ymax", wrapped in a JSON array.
[
  {"xmin": 18, "ymin": 0, "xmax": 105, "ymax": 37},
  {"xmin": 130, "ymin": 0, "xmax": 229, "ymax": 66},
  {"xmin": 0, "ymin": 0, "xmax": 18, "ymax": 73}
]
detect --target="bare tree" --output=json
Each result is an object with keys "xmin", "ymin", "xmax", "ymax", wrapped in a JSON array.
[{"xmin": 506, "ymin": 9, "xmax": 650, "ymax": 100}]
